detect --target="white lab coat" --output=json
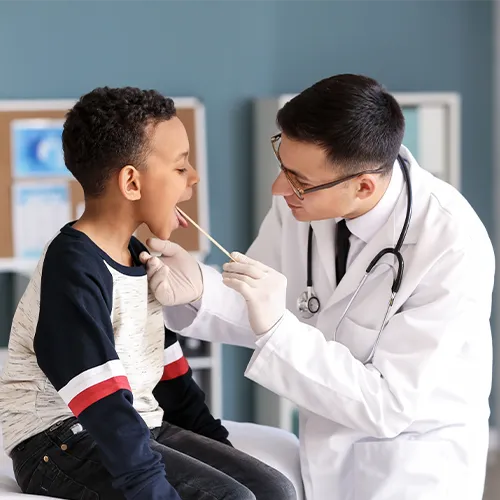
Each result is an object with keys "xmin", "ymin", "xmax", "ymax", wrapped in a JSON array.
[{"xmin": 164, "ymin": 146, "xmax": 495, "ymax": 500}]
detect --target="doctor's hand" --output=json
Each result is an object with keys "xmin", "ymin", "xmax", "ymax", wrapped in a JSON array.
[
  {"xmin": 139, "ymin": 238, "xmax": 203, "ymax": 306},
  {"xmin": 222, "ymin": 253, "xmax": 287, "ymax": 336}
]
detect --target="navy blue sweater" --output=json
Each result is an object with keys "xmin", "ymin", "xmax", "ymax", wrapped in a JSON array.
[{"xmin": 0, "ymin": 224, "xmax": 228, "ymax": 499}]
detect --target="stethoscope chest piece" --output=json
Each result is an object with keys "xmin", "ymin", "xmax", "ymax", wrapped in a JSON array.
[{"xmin": 297, "ymin": 287, "xmax": 321, "ymax": 319}]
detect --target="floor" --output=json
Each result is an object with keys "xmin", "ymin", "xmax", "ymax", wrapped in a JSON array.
[{"xmin": 484, "ymin": 452, "xmax": 500, "ymax": 499}]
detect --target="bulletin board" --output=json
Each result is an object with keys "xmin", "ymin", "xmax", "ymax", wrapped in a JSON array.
[{"xmin": 0, "ymin": 97, "xmax": 211, "ymax": 261}]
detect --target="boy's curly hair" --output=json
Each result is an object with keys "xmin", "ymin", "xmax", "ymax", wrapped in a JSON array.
[{"xmin": 62, "ymin": 86, "xmax": 176, "ymax": 197}]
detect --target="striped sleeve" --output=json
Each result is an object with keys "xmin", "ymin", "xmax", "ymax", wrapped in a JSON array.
[
  {"xmin": 161, "ymin": 339, "xmax": 189, "ymax": 381},
  {"xmin": 58, "ymin": 359, "xmax": 131, "ymax": 416},
  {"xmin": 34, "ymin": 237, "xmax": 180, "ymax": 500},
  {"xmin": 153, "ymin": 328, "xmax": 230, "ymax": 445}
]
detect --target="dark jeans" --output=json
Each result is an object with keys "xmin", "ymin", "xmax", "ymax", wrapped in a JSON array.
[{"xmin": 10, "ymin": 417, "xmax": 297, "ymax": 500}]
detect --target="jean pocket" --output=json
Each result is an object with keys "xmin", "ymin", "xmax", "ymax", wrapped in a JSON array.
[
  {"xmin": 51, "ymin": 429, "xmax": 102, "ymax": 466},
  {"xmin": 25, "ymin": 456, "xmax": 98, "ymax": 500},
  {"xmin": 12, "ymin": 439, "xmax": 52, "ymax": 488}
]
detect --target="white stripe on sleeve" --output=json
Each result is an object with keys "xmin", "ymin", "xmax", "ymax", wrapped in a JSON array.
[
  {"xmin": 163, "ymin": 342, "xmax": 184, "ymax": 366},
  {"xmin": 58, "ymin": 359, "xmax": 127, "ymax": 404}
]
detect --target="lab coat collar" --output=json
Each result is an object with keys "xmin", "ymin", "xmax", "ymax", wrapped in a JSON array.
[
  {"xmin": 312, "ymin": 145, "xmax": 431, "ymax": 308},
  {"xmin": 308, "ymin": 163, "xmax": 403, "ymax": 292}
]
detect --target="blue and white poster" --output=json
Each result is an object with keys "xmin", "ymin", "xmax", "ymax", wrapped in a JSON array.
[
  {"xmin": 10, "ymin": 119, "xmax": 70, "ymax": 178},
  {"xmin": 12, "ymin": 182, "xmax": 71, "ymax": 259}
]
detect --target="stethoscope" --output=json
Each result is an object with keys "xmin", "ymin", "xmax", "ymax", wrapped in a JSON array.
[{"xmin": 297, "ymin": 156, "xmax": 412, "ymax": 362}]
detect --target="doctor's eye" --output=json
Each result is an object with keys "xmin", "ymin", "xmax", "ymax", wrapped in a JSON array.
[{"xmin": 297, "ymin": 180, "xmax": 312, "ymax": 189}]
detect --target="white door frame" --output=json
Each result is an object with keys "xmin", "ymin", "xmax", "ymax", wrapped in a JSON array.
[{"xmin": 492, "ymin": 0, "xmax": 500, "ymax": 453}]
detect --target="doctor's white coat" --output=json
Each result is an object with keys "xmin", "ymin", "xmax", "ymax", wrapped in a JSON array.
[{"xmin": 164, "ymin": 147, "xmax": 495, "ymax": 500}]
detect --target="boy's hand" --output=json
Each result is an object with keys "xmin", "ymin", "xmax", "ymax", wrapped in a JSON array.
[{"xmin": 139, "ymin": 239, "xmax": 203, "ymax": 306}]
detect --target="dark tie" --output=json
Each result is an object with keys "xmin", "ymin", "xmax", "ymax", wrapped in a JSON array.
[{"xmin": 335, "ymin": 219, "xmax": 351, "ymax": 285}]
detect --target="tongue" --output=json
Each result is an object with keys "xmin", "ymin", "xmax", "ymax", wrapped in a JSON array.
[{"xmin": 175, "ymin": 208, "xmax": 189, "ymax": 228}]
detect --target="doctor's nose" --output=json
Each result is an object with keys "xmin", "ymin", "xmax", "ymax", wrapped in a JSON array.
[{"xmin": 272, "ymin": 171, "xmax": 295, "ymax": 197}]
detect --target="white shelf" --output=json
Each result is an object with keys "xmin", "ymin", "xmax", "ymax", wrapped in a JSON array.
[
  {"xmin": 186, "ymin": 356, "xmax": 213, "ymax": 370},
  {"xmin": 0, "ymin": 258, "xmax": 37, "ymax": 275}
]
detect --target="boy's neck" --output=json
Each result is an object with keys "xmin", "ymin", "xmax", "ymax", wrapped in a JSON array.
[{"xmin": 73, "ymin": 199, "xmax": 139, "ymax": 267}]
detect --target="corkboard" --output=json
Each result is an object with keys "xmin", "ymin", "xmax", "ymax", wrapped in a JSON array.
[{"xmin": 0, "ymin": 101, "xmax": 204, "ymax": 258}]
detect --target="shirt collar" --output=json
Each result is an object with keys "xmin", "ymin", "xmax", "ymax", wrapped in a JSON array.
[{"xmin": 340, "ymin": 159, "xmax": 404, "ymax": 243}]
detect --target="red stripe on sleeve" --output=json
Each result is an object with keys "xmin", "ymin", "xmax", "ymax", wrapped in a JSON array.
[
  {"xmin": 161, "ymin": 357, "xmax": 189, "ymax": 381},
  {"xmin": 68, "ymin": 376, "xmax": 131, "ymax": 416}
]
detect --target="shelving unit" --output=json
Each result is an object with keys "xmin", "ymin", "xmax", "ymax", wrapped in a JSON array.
[{"xmin": 252, "ymin": 92, "xmax": 462, "ymax": 435}]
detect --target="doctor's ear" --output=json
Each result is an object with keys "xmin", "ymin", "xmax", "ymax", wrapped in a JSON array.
[{"xmin": 355, "ymin": 175, "xmax": 377, "ymax": 200}]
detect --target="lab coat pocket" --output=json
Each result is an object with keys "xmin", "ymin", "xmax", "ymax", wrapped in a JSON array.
[
  {"xmin": 353, "ymin": 439, "xmax": 453, "ymax": 500},
  {"xmin": 335, "ymin": 316, "xmax": 379, "ymax": 363}
]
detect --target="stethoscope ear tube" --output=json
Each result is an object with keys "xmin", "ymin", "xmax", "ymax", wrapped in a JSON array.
[
  {"xmin": 307, "ymin": 225, "xmax": 314, "ymax": 287},
  {"xmin": 392, "ymin": 252, "xmax": 404, "ymax": 294},
  {"xmin": 365, "ymin": 248, "xmax": 405, "ymax": 295}
]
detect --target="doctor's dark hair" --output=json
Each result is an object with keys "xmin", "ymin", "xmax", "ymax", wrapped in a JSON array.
[
  {"xmin": 62, "ymin": 86, "xmax": 177, "ymax": 197},
  {"xmin": 276, "ymin": 74, "xmax": 405, "ymax": 175}
]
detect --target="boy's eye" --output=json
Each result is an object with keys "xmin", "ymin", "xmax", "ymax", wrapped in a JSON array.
[{"xmin": 176, "ymin": 168, "xmax": 188, "ymax": 174}]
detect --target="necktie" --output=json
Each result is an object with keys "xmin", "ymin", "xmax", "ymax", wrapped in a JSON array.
[{"xmin": 335, "ymin": 219, "xmax": 351, "ymax": 285}]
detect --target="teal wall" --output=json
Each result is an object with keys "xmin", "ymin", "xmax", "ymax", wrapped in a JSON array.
[{"xmin": 0, "ymin": 0, "xmax": 493, "ymax": 422}]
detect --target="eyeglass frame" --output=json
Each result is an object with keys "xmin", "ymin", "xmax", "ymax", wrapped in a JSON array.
[{"xmin": 271, "ymin": 133, "xmax": 386, "ymax": 200}]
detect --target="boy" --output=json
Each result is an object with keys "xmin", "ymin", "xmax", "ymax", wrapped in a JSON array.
[{"xmin": 0, "ymin": 87, "xmax": 295, "ymax": 500}]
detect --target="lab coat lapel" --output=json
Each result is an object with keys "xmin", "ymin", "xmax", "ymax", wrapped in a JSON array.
[
  {"xmin": 323, "ymin": 183, "xmax": 408, "ymax": 312},
  {"xmin": 310, "ymin": 219, "xmax": 336, "ymax": 292},
  {"xmin": 322, "ymin": 153, "xmax": 428, "ymax": 312},
  {"xmin": 331, "ymin": 210, "xmax": 399, "ymax": 308}
]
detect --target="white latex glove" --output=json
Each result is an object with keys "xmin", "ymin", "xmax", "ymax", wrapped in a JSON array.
[
  {"xmin": 139, "ymin": 238, "xmax": 203, "ymax": 306},
  {"xmin": 222, "ymin": 253, "xmax": 287, "ymax": 335}
]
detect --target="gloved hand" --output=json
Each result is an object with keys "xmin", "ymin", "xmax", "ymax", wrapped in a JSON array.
[
  {"xmin": 139, "ymin": 238, "xmax": 203, "ymax": 306},
  {"xmin": 222, "ymin": 253, "xmax": 287, "ymax": 335}
]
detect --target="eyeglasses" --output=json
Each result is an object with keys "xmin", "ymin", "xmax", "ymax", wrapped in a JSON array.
[{"xmin": 271, "ymin": 133, "xmax": 385, "ymax": 200}]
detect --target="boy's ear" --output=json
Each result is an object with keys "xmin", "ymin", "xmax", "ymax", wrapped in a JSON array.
[{"xmin": 119, "ymin": 165, "xmax": 142, "ymax": 201}]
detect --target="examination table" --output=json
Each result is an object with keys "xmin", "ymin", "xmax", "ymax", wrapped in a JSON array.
[{"xmin": 0, "ymin": 420, "xmax": 305, "ymax": 499}]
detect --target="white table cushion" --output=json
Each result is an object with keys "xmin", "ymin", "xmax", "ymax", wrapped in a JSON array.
[{"xmin": 223, "ymin": 420, "xmax": 304, "ymax": 499}]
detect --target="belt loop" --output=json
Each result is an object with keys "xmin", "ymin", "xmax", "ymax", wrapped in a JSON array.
[
  {"xmin": 48, "ymin": 420, "xmax": 65, "ymax": 432},
  {"xmin": 47, "ymin": 417, "xmax": 80, "ymax": 444}
]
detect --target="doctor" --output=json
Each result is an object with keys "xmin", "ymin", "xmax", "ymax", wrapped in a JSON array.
[{"xmin": 141, "ymin": 74, "xmax": 495, "ymax": 500}]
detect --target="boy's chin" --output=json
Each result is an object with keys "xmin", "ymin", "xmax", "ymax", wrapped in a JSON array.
[
  {"xmin": 145, "ymin": 221, "xmax": 174, "ymax": 242},
  {"xmin": 154, "ymin": 227, "xmax": 174, "ymax": 241}
]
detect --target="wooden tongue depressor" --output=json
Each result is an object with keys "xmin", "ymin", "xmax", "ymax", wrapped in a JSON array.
[{"xmin": 175, "ymin": 207, "xmax": 236, "ymax": 262}]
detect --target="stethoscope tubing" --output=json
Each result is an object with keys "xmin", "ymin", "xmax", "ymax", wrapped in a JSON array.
[{"xmin": 298, "ymin": 156, "xmax": 413, "ymax": 363}]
